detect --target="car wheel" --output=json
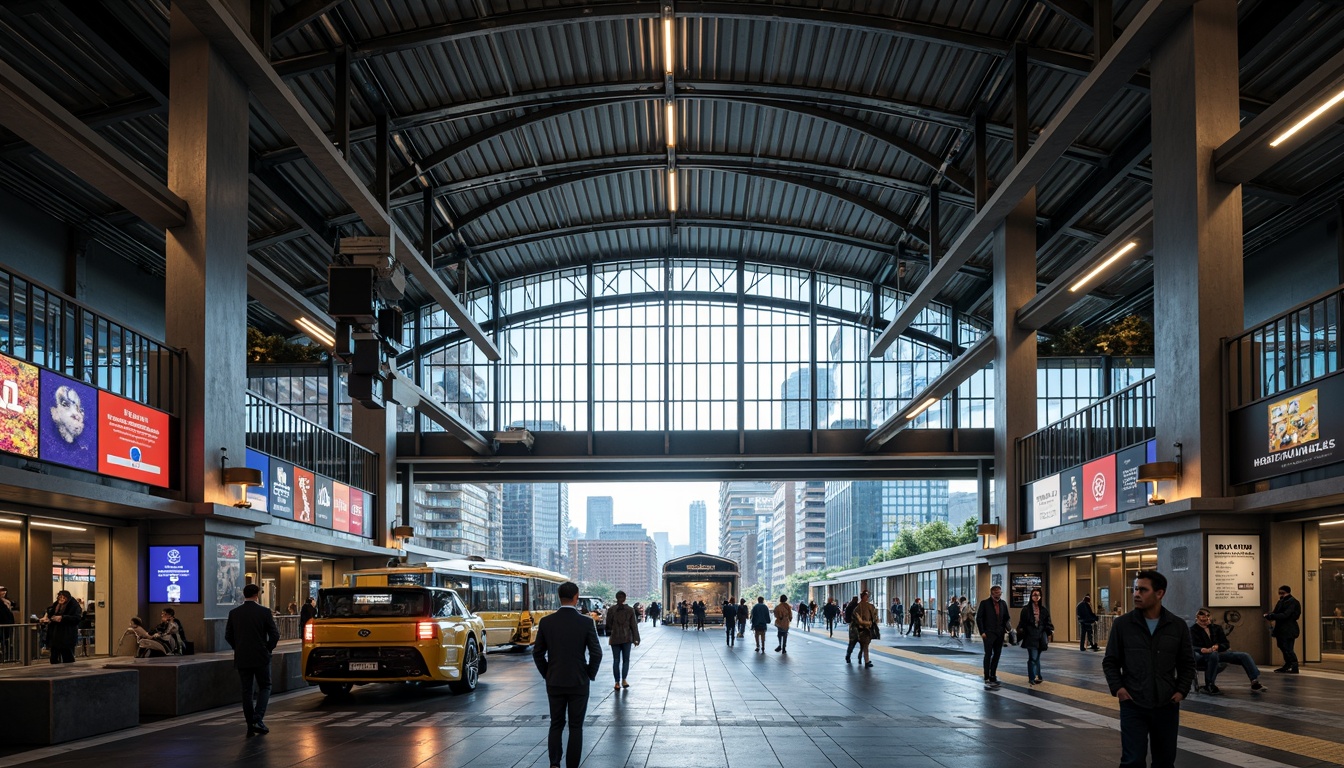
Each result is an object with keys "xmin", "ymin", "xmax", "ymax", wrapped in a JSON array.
[
  {"xmin": 449, "ymin": 638, "xmax": 479, "ymax": 694},
  {"xmin": 318, "ymin": 682, "xmax": 352, "ymax": 697}
]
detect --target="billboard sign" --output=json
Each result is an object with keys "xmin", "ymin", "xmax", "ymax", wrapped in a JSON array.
[
  {"xmin": 1028, "ymin": 474, "xmax": 1060, "ymax": 532},
  {"xmin": 97, "ymin": 391, "xmax": 170, "ymax": 487},
  {"xmin": 1116, "ymin": 441, "xmax": 1154, "ymax": 512},
  {"xmin": 1082, "ymin": 454, "xmax": 1117, "ymax": 519},
  {"xmin": 1231, "ymin": 377, "xmax": 1343, "ymax": 484},
  {"xmin": 314, "ymin": 475, "xmax": 333, "ymax": 529},
  {"xmin": 148, "ymin": 545, "xmax": 200, "ymax": 603},
  {"xmin": 244, "ymin": 449, "xmax": 269, "ymax": 512},
  {"xmin": 38, "ymin": 370, "xmax": 97, "ymax": 471},
  {"xmin": 269, "ymin": 458, "xmax": 294, "ymax": 519},
  {"xmin": 1059, "ymin": 467, "xmax": 1084, "ymax": 524},
  {"xmin": 292, "ymin": 467, "xmax": 315, "ymax": 523},
  {"xmin": 0, "ymin": 354, "xmax": 39, "ymax": 457}
]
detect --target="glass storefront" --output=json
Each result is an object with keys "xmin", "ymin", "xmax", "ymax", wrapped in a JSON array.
[
  {"xmin": 1318, "ymin": 521, "xmax": 1344, "ymax": 654},
  {"xmin": 244, "ymin": 548, "xmax": 335, "ymax": 640},
  {"xmin": 0, "ymin": 513, "xmax": 109, "ymax": 663},
  {"xmin": 1067, "ymin": 545, "xmax": 1157, "ymax": 642}
]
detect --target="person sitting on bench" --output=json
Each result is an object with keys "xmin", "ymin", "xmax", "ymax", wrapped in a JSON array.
[{"xmin": 1190, "ymin": 608, "xmax": 1264, "ymax": 694}]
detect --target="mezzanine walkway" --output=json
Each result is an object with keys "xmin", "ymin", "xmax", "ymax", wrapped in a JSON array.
[{"xmin": 1, "ymin": 621, "xmax": 1340, "ymax": 768}]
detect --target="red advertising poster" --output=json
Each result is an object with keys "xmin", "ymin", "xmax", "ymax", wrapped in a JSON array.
[
  {"xmin": 349, "ymin": 489, "xmax": 365, "ymax": 537},
  {"xmin": 97, "ymin": 391, "xmax": 171, "ymax": 487},
  {"xmin": 1082, "ymin": 454, "xmax": 1117, "ymax": 519},
  {"xmin": 292, "ymin": 467, "xmax": 315, "ymax": 523},
  {"xmin": 0, "ymin": 353, "xmax": 39, "ymax": 458},
  {"xmin": 332, "ymin": 482, "xmax": 350, "ymax": 533}
]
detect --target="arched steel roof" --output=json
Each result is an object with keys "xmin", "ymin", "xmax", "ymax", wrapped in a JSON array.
[{"xmin": 0, "ymin": 0, "xmax": 1341, "ymax": 340}]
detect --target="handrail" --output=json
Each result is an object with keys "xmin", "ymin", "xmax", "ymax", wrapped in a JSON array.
[
  {"xmin": 1225, "ymin": 283, "xmax": 1341, "ymax": 410},
  {"xmin": 1016, "ymin": 375, "xmax": 1156, "ymax": 485},
  {"xmin": 0, "ymin": 263, "xmax": 182, "ymax": 415},
  {"xmin": 245, "ymin": 391, "xmax": 378, "ymax": 493}
]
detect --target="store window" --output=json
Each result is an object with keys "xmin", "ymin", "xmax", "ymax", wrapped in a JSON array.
[{"xmin": 1319, "ymin": 521, "xmax": 1344, "ymax": 654}]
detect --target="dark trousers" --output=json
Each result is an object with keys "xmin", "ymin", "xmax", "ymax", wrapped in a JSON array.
[
  {"xmin": 48, "ymin": 639, "xmax": 75, "ymax": 664},
  {"xmin": 910, "ymin": 619, "xmax": 921, "ymax": 637},
  {"xmin": 982, "ymin": 636, "xmax": 1004, "ymax": 680},
  {"xmin": 611, "ymin": 642, "xmax": 632, "ymax": 682},
  {"xmin": 826, "ymin": 616, "xmax": 836, "ymax": 634},
  {"xmin": 1276, "ymin": 634, "xmax": 1299, "ymax": 670},
  {"xmin": 726, "ymin": 622, "xmax": 736, "ymax": 645},
  {"xmin": 237, "ymin": 665, "xmax": 272, "ymax": 725},
  {"xmin": 1080, "ymin": 621, "xmax": 1096, "ymax": 649},
  {"xmin": 1118, "ymin": 699, "xmax": 1180, "ymax": 768},
  {"xmin": 547, "ymin": 690, "xmax": 589, "ymax": 768}
]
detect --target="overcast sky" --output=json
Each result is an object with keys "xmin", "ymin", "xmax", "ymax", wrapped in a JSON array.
[{"xmin": 571, "ymin": 479, "xmax": 978, "ymax": 555}]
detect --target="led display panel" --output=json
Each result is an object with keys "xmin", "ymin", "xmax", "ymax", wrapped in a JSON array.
[
  {"xmin": 97, "ymin": 391, "xmax": 170, "ymax": 487},
  {"xmin": 148, "ymin": 545, "xmax": 200, "ymax": 603},
  {"xmin": 0, "ymin": 353, "xmax": 40, "ymax": 458},
  {"xmin": 38, "ymin": 370, "xmax": 96, "ymax": 471}
]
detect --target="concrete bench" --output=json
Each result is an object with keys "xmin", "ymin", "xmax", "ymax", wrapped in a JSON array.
[
  {"xmin": 0, "ymin": 666, "xmax": 140, "ymax": 745},
  {"xmin": 104, "ymin": 644, "xmax": 308, "ymax": 717}
]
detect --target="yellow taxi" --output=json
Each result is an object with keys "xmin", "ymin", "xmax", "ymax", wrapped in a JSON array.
[{"xmin": 302, "ymin": 585, "xmax": 487, "ymax": 696}]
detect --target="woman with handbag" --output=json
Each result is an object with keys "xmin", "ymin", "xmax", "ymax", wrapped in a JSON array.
[
  {"xmin": 853, "ymin": 590, "xmax": 880, "ymax": 668},
  {"xmin": 1016, "ymin": 588, "xmax": 1054, "ymax": 685}
]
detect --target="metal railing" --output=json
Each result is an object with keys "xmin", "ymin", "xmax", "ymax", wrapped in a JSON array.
[
  {"xmin": 1017, "ymin": 375, "xmax": 1156, "ymax": 485},
  {"xmin": 245, "ymin": 391, "xmax": 378, "ymax": 493},
  {"xmin": 0, "ymin": 264, "xmax": 182, "ymax": 415},
  {"xmin": 1225, "ymin": 284, "xmax": 1341, "ymax": 410}
]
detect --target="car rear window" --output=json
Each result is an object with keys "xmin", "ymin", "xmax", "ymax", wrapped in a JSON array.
[{"xmin": 321, "ymin": 590, "xmax": 431, "ymax": 618}]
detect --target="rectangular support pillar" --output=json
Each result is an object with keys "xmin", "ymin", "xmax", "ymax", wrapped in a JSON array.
[
  {"xmin": 993, "ymin": 191, "xmax": 1037, "ymax": 544},
  {"xmin": 165, "ymin": 8, "xmax": 250, "ymax": 505},
  {"xmin": 353, "ymin": 405, "xmax": 396, "ymax": 548},
  {"xmin": 1150, "ymin": 0, "xmax": 1243, "ymax": 499}
]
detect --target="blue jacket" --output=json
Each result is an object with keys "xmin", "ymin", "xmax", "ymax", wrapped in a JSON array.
[{"xmin": 750, "ymin": 602, "xmax": 771, "ymax": 630}]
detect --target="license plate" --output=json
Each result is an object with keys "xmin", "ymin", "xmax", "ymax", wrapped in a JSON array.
[{"xmin": 348, "ymin": 661, "xmax": 378, "ymax": 671}]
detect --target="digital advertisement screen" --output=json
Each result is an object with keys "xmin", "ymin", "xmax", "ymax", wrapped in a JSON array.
[
  {"xmin": 1082, "ymin": 454, "xmax": 1116, "ymax": 519},
  {"xmin": 314, "ymin": 475, "xmax": 333, "ymax": 529},
  {"xmin": 349, "ymin": 488, "xmax": 365, "ymax": 536},
  {"xmin": 148, "ymin": 545, "xmax": 200, "ymax": 603},
  {"xmin": 244, "ymin": 449, "xmax": 269, "ymax": 512},
  {"xmin": 97, "ymin": 391, "xmax": 170, "ymax": 487},
  {"xmin": 1231, "ymin": 376, "xmax": 1342, "ymax": 484},
  {"xmin": 292, "ymin": 466, "xmax": 315, "ymax": 523},
  {"xmin": 0, "ymin": 353, "xmax": 40, "ymax": 458},
  {"xmin": 1059, "ymin": 466, "xmax": 1084, "ymax": 524},
  {"xmin": 332, "ymin": 482, "xmax": 350, "ymax": 532},
  {"xmin": 38, "ymin": 370, "xmax": 97, "ymax": 471},
  {"xmin": 1028, "ymin": 474, "xmax": 1060, "ymax": 533},
  {"xmin": 269, "ymin": 458, "xmax": 294, "ymax": 519}
]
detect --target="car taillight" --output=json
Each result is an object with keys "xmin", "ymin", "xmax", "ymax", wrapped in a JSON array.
[
  {"xmin": 417, "ymin": 621, "xmax": 437, "ymax": 640},
  {"xmin": 303, "ymin": 622, "xmax": 313, "ymax": 643}
]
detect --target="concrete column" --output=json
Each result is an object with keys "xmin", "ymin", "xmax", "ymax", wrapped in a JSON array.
[
  {"xmin": 993, "ymin": 192, "xmax": 1038, "ymax": 543},
  {"xmin": 1269, "ymin": 521, "xmax": 1310, "ymax": 666},
  {"xmin": 92, "ymin": 527, "xmax": 111, "ymax": 654},
  {"xmin": 353, "ymin": 405, "xmax": 396, "ymax": 548},
  {"xmin": 1150, "ymin": 0, "xmax": 1243, "ymax": 498},
  {"xmin": 164, "ymin": 8, "xmax": 250, "ymax": 505},
  {"xmin": 110, "ymin": 524, "xmax": 146, "ymax": 658}
]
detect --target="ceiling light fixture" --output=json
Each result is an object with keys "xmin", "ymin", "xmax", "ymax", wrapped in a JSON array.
[
  {"xmin": 0, "ymin": 518, "xmax": 88, "ymax": 532},
  {"xmin": 667, "ymin": 169, "xmax": 677, "ymax": 212},
  {"xmin": 905, "ymin": 397, "xmax": 938, "ymax": 421},
  {"xmin": 1069, "ymin": 241, "xmax": 1139, "ymax": 293},
  {"xmin": 666, "ymin": 101, "xmax": 676, "ymax": 147},
  {"xmin": 1269, "ymin": 86, "xmax": 1344, "ymax": 148},
  {"xmin": 662, "ymin": 14, "xmax": 674, "ymax": 75},
  {"xmin": 294, "ymin": 316, "xmax": 335, "ymax": 347}
]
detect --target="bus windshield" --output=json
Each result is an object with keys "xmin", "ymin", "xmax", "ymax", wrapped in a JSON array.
[{"xmin": 321, "ymin": 589, "xmax": 431, "ymax": 618}]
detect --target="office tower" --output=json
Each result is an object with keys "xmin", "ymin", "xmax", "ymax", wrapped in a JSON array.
[
  {"xmin": 770, "ymin": 481, "xmax": 796, "ymax": 588},
  {"xmin": 824, "ymin": 480, "xmax": 950, "ymax": 567},
  {"xmin": 587, "ymin": 496, "xmax": 614, "ymax": 539},
  {"xmin": 501, "ymin": 420, "xmax": 570, "ymax": 571},
  {"xmin": 717, "ymin": 481, "xmax": 774, "ymax": 569},
  {"xmin": 689, "ymin": 500, "xmax": 707, "ymax": 552},
  {"xmin": 570, "ymin": 538, "xmax": 659, "ymax": 599},
  {"xmin": 653, "ymin": 531, "xmax": 670, "ymax": 566},
  {"xmin": 410, "ymin": 482, "xmax": 502, "ymax": 558},
  {"xmin": 794, "ymin": 481, "xmax": 827, "ymax": 572}
]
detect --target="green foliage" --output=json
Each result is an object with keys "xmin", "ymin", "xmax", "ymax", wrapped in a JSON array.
[
  {"xmin": 868, "ymin": 518, "xmax": 980, "ymax": 565},
  {"xmin": 578, "ymin": 581, "xmax": 615, "ymax": 602},
  {"xmin": 1093, "ymin": 314, "xmax": 1154, "ymax": 357},
  {"xmin": 247, "ymin": 326, "xmax": 327, "ymax": 364},
  {"xmin": 738, "ymin": 582, "xmax": 770, "ymax": 603},
  {"xmin": 641, "ymin": 591, "xmax": 661, "ymax": 606},
  {"xmin": 1042, "ymin": 325, "xmax": 1094, "ymax": 356},
  {"xmin": 783, "ymin": 566, "xmax": 845, "ymax": 603}
]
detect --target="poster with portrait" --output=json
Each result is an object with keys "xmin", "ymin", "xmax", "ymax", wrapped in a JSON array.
[
  {"xmin": 1059, "ymin": 466, "xmax": 1084, "ymax": 524},
  {"xmin": 292, "ymin": 467, "xmax": 315, "ymax": 523},
  {"xmin": 215, "ymin": 541, "xmax": 242, "ymax": 607},
  {"xmin": 0, "ymin": 353, "xmax": 39, "ymax": 458},
  {"xmin": 38, "ymin": 370, "xmax": 97, "ymax": 471}
]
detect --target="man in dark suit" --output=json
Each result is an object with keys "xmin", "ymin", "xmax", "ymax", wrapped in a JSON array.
[
  {"xmin": 975, "ymin": 584, "xmax": 1011, "ymax": 690},
  {"xmin": 225, "ymin": 583, "xmax": 280, "ymax": 736},
  {"xmin": 533, "ymin": 581, "xmax": 602, "ymax": 768},
  {"xmin": 1265, "ymin": 584, "xmax": 1302, "ymax": 673}
]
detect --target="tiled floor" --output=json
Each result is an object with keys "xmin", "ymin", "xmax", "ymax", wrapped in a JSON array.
[{"xmin": 3, "ymin": 621, "xmax": 1340, "ymax": 767}]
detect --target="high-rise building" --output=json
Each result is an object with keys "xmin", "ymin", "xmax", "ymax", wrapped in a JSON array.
[
  {"xmin": 670, "ymin": 544, "xmax": 692, "ymax": 560},
  {"xmin": 501, "ymin": 420, "xmax": 570, "ymax": 571},
  {"xmin": 653, "ymin": 531, "xmax": 670, "ymax": 566},
  {"xmin": 599, "ymin": 523, "xmax": 649, "ymax": 540},
  {"xmin": 756, "ymin": 514, "xmax": 775, "ymax": 592},
  {"xmin": 770, "ymin": 481, "xmax": 796, "ymax": 589},
  {"xmin": 569, "ymin": 538, "xmax": 658, "ymax": 599},
  {"xmin": 947, "ymin": 490, "xmax": 980, "ymax": 529},
  {"xmin": 780, "ymin": 368, "xmax": 836, "ymax": 429},
  {"xmin": 587, "ymin": 496, "xmax": 614, "ymax": 539},
  {"xmin": 824, "ymin": 480, "xmax": 950, "ymax": 567},
  {"xmin": 410, "ymin": 482, "xmax": 502, "ymax": 558},
  {"xmin": 794, "ymin": 481, "xmax": 827, "ymax": 572},
  {"xmin": 689, "ymin": 500, "xmax": 707, "ymax": 552},
  {"xmin": 717, "ymin": 481, "xmax": 773, "ymax": 569}
]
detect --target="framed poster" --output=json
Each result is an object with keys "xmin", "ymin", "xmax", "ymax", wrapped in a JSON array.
[
  {"xmin": 97, "ymin": 391, "xmax": 170, "ymax": 487},
  {"xmin": 1082, "ymin": 454, "xmax": 1116, "ymax": 519},
  {"xmin": 292, "ymin": 467, "xmax": 315, "ymax": 523},
  {"xmin": 148, "ymin": 545, "xmax": 200, "ymax": 603},
  {"xmin": 1029, "ymin": 474, "xmax": 1060, "ymax": 532},
  {"xmin": 269, "ymin": 458, "xmax": 294, "ymax": 519},
  {"xmin": 38, "ymin": 371, "xmax": 97, "ymax": 471},
  {"xmin": 1208, "ymin": 535, "xmax": 1260, "ymax": 607},
  {"xmin": 1010, "ymin": 573, "xmax": 1042, "ymax": 608},
  {"xmin": 0, "ymin": 354, "xmax": 40, "ymax": 458}
]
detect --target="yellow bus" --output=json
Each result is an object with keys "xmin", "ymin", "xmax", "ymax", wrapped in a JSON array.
[{"xmin": 345, "ymin": 556, "xmax": 567, "ymax": 649}]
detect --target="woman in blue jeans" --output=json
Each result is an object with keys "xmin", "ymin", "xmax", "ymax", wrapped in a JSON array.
[
  {"xmin": 1017, "ymin": 588, "xmax": 1053, "ymax": 685},
  {"xmin": 606, "ymin": 591, "xmax": 640, "ymax": 690}
]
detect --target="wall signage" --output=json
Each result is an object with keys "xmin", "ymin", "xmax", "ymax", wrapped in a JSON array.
[
  {"xmin": 244, "ymin": 449, "xmax": 269, "ymax": 512},
  {"xmin": 1231, "ymin": 376, "xmax": 1343, "ymax": 484},
  {"xmin": 1024, "ymin": 439, "xmax": 1156, "ymax": 533},
  {"xmin": 97, "ymin": 391, "xmax": 170, "ymax": 487},
  {"xmin": 269, "ymin": 458, "xmax": 294, "ymax": 519},
  {"xmin": 1060, "ymin": 467, "xmax": 1084, "ymax": 525},
  {"xmin": 0, "ymin": 354, "xmax": 39, "ymax": 457},
  {"xmin": 1115, "ymin": 442, "xmax": 1154, "ymax": 512},
  {"xmin": 148, "ymin": 545, "xmax": 200, "ymax": 603},
  {"xmin": 1082, "ymin": 454, "xmax": 1116, "ymax": 519},
  {"xmin": 1029, "ymin": 475, "xmax": 1060, "ymax": 532},
  {"xmin": 39, "ymin": 371, "xmax": 96, "ymax": 471},
  {"xmin": 1010, "ymin": 572, "xmax": 1042, "ymax": 608},
  {"xmin": 1208, "ymin": 534, "xmax": 1260, "ymax": 607},
  {"xmin": 292, "ymin": 467, "xmax": 315, "ymax": 523}
]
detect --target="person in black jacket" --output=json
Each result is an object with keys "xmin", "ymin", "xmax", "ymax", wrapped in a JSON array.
[
  {"xmin": 40, "ymin": 590, "xmax": 82, "ymax": 664},
  {"xmin": 975, "ymin": 586, "xmax": 1010, "ymax": 689},
  {"xmin": 722, "ymin": 600, "xmax": 737, "ymax": 647},
  {"xmin": 534, "ymin": 581, "xmax": 602, "ymax": 768},
  {"xmin": 1190, "ymin": 608, "xmax": 1264, "ymax": 694},
  {"xmin": 1101, "ymin": 570, "xmax": 1194, "ymax": 768},
  {"xmin": 225, "ymin": 583, "xmax": 281, "ymax": 736},
  {"xmin": 1264, "ymin": 585, "xmax": 1302, "ymax": 673},
  {"xmin": 693, "ymin": 600, "xmax": 706, "ymax": 631},
  {"xmin": 1016, "ymin": 588, "xmax": 1053, "ymax": 685},
  {"xmin": 299, "ymin": 597, "xmax": 317, "ymax": 631},
  {"xmin": 1077, "ymin": 594, "xmax": 1100, "ymax": 651}
]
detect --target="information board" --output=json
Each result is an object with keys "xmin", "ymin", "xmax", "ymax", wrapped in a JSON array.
[
  {"xmin": 98, "ymin": 391, "xmax": 171, "ymax": 487},
  {"xmin": 1010, "ymin": 572, "xmax": 1042, "ymax": 608},
  {"xmin": 1208, "ymin": 534, "xmax": 1260, "ymax": 607},
  {"xmin": 148, "ymin": 545, "xmax": 200, "ymax": 603}
]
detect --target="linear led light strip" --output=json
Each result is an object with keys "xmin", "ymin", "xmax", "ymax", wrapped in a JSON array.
[
  {"xmin": 905, "ymin": 397, "xmax": 938, "ymax": 421},
  {"xmin": 294, "ymin": 316, "xmax": 335, "ymax": 347},
  {"xmin": 1069, "ymin": 241, "xmax": 1139, "ymax": 293},
  {"xmin": 666, "ymin": 101, "xmax": 676, "ymax": 148},
  {"xmin": 667, "ymin": 169, "xmax": 677, "ymax": 212},
  {"xmin": 1269, "ymin": 86, "xmax": 1344, "ymax": 148},
  {"xmin": 0, "ymin": 518, "xmax": 87, "ymax": 531},
  {"xmin": 663, "ymin": 15, "xmax": 674, "ymax": 75}
]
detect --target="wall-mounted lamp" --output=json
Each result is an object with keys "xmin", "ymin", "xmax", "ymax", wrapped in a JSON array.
[
  {"xmin": 391, "ymin": 525, "xmax": 414, "ymax": 541},
  {"xmin": 977, "ymin": 519, "xmax": 1001, "ymax": 547},
  {"xmin": 1137, "ymin": 442, "xmax": 1182, "ymax": 505},
  {"xmin": 220, "ymin": 447, "xmax": 263, "ymax": 508}
]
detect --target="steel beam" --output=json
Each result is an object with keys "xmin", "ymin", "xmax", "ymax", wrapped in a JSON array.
[
  {"xmin": 271, "ymin": 0, "xmax": 346, "ymax": 40},
  {"xmin": 863, "ymin": 335, "xmax": 996, "ymax": 451},
  {"xmin": 870, "ymin": 0, "xmax": 1196, "ymax": 357},
  {"xmin": 389, "ymin": 373, "xmax": 494, "ymax": 455},
  {"xmin": 174, "ymin": 0, "xmax": 501, "ymax": 361},
  {"xmin": 0, "ymin": 58, "xmax": 187, "ymax": 229},
  {"xmin": 249, "ymin": 159, "xmax": 332, "ymax": 245}
]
